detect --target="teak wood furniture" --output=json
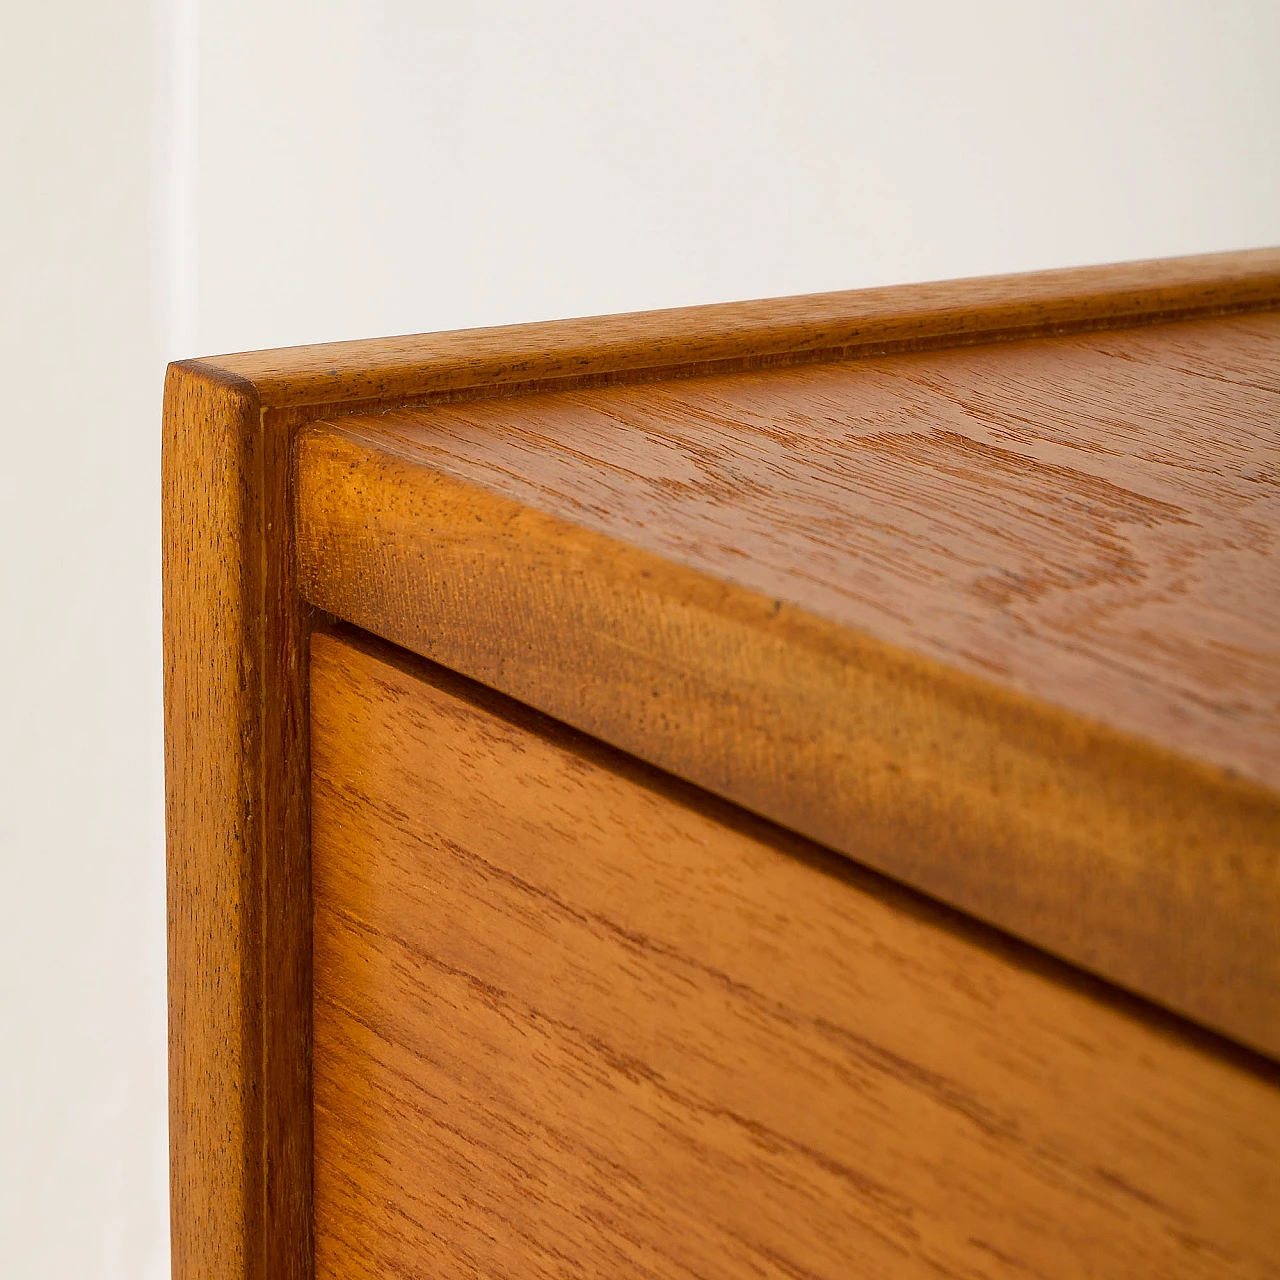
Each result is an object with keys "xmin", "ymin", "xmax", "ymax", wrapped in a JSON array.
[{"xmin": 164, "ymin": 249, "xmax": 1280, "ymax": 1280}]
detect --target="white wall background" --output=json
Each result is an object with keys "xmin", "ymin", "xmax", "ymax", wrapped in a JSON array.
[{"xmin": 2, "ymin": 1, "xmax": 1278, "ymax": 1274}]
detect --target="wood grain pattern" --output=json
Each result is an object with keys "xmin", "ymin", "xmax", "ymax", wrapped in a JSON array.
[
  {"xmin": 164, "ymin": 250, "xmax": 1280, "ymax": 1279},
  {"xmin": 294, "ymin": 309, "xmax": 1280, "ymax": 1060},
  {"xmin": 310, "ymin": 628, "xmax": 1280, "ymax": 1280},
  {"xmin": 311, "ymin": 312, "xmax": 1280, "ymax": 790}
]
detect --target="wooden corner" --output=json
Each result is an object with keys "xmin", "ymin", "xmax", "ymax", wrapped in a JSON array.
[{"xmin": 161, "ymin": 247, "xmax": 1280, "ymax": 1280}]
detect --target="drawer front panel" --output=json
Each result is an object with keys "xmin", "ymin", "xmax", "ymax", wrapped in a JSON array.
[{"xmin": 311, "ymin": 630, "xmax": 1279, "ymax": 1280}]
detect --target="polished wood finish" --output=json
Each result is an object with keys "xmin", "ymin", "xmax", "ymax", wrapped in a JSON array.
[
  {"xmin": 296, "ymin": 309, "xmax": 1280, "ymax": 1058},
  {"xmin": 311, "ymin": 628, "xmax": 1280, "ymax": 1280},
  {"xmin": 164, "ymin": 249, "xmax": 1280, "ymax": 1279}
]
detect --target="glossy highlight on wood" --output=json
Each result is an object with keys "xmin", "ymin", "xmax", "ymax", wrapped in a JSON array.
[
  {"xmin": 296, "ymin": 308, "xmax": 1280, "ymax": 1058},
  {"xmin": 310, "ymin": 629, "xmax": 1280, "ymax": 1280}
]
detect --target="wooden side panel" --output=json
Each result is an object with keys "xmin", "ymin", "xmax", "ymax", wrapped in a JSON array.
[
  {"xmin": 162, "ymin": 364, "xmax": 312, "ymax": 1280},
  {"xmin": 310, "ymin": 630, "xmax": 1280, "ymax": 1280}
]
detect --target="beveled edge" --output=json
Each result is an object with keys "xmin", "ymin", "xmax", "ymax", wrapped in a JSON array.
[{"xmin": 198, "ymin": 246, "xmax": 1280, "ymax": 409}]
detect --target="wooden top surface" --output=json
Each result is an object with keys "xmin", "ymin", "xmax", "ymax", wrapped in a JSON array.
[
  {"xmin": 337, "ymin": 310, "xmax": 1280, "ymax": 790},
  {"xmin": 293, "ymin": 257, "xmax": 1280, "ymax": 1056}
]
